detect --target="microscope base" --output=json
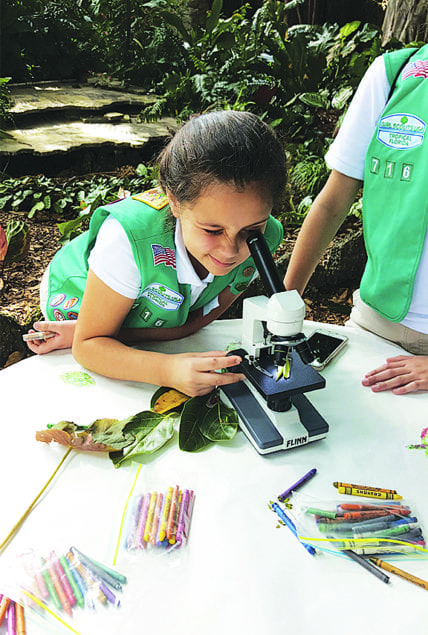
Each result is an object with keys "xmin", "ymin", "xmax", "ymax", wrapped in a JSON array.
[{"xmin": 221, "ymin": 381, "xmax": 329, "ymax": 455}]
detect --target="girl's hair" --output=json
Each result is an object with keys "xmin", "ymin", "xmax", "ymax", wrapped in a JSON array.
[{"xmin": 158, "ymin": 110, "xmax": 286, "ymax": 208}]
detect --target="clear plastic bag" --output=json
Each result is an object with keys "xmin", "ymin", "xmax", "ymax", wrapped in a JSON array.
[
  {"xmin": 289, "ymin": 493, "xmax": 428, "ymax": 557},
  {"xmin": 113, "ymin": 464, "xmax": 195, "ymax": 563}
]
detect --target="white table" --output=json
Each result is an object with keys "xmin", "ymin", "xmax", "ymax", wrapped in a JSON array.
[{"xmin": 1, "ymin": 319, "xmax": 428, "ymax": 634}]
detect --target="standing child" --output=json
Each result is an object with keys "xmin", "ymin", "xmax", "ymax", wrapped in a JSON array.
[
  {"xmin": 26, "ymin": 110, "xmax": 286, "ymax": 396},
  {"xmin": 284, "ymin": 45, "xmax": 428, "ymax": 395}
]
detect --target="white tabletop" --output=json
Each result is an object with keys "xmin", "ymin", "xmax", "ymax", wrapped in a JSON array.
[{"xmin": 1, "ymin": 319, "xmax": 428, "ymax": 634}]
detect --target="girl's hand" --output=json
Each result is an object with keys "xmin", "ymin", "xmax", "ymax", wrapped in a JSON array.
[
  {"xmin": 167, "ymin": 351, "xmax": 245, "ymax": 397},
  {"xmin": 362, "ymin": 355, "xmax": 428, "ymax": 395},
  {"xmin": 24, "ymin": 321, "xmax": 76, "ymax": 354}
]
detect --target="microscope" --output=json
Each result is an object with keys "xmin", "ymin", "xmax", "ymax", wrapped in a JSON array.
[{"xmin": 221, "ymin": 231, "xmax": 329, "ymax": 455}]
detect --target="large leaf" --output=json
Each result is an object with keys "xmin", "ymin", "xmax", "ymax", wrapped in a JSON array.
[
  {"xmin": 179, "ymin": 396, "xmax": 213, "ymax": 452},
  {"xmin": 199, "ymin": 399, "xmax": 238, "ymax": 442},
  {"xmin": 35, "ymin": 420, "xmax": 121, "ymax": 452},
  {"xmin": 150, "ymin": 387, "xmax": 190, "ymax": 413},
  {"xmin": 111, "ymin": 412, "xmax": 175, "ymax": 466}
]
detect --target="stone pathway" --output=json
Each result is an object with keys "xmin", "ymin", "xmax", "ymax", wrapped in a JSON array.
[{"xmin": 1, "ymin": 82, "xmax": 177, "ymax": 174}]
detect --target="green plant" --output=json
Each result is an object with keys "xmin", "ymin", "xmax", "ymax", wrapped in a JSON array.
[{"xmin": 0, "ymin": 165, "xmax": 158, "ymax": 242}]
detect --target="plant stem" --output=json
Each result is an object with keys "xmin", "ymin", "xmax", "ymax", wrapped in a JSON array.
[{"xmin": 0, "ymin": 447, "xmax": 73, "ymax": 556}]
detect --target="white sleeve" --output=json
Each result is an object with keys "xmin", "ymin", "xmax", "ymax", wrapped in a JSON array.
[
  {"xmin": 325, "ymin": 56, "xmax": 390, "ymax": 180},
  {"xmin": 88, "ymin": 216, "xmax": 141, "ymax": 299}
]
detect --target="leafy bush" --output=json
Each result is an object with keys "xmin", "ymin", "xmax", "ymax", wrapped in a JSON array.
[{"xmin": 0, "ymin": 164, "xmax": 158, "ymax": 242}]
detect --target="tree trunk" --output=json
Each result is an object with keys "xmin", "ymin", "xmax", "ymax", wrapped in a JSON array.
[{"xmin": 382, "ymin": 0, "xmax": 428, "ymax": 43}]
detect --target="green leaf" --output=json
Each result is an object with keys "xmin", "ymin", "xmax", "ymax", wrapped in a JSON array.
[
  {"xmin": 88, "ymin": 417, "xmax": 134, "ymax": 450},
  {"xmin": 199, "ymin": 398, "xmax": 238, "ymax": 441},
  {"xmin": 179, "ymin": 396, "xmax": 213, "ymax": 452},
  {"xmin": 111, "ymin": 411, "xmax": 175, "ymax": 466},
  {"xmin": 206, "ymin": 0, "xmax": 222, "ymax": 34}
]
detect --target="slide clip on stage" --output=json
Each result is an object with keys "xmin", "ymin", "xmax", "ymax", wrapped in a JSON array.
[{"xmin": 221, "ymin": 232, "xmax": 329, "ymax": 455}]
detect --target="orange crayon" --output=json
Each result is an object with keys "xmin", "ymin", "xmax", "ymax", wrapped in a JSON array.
[
  {"xmin": 0, "ymin": 596, "xmax": 10, "ymax": 626},
  {"xmin": 46, "ymin": 558, "xmax": 73, "ymax": 617},
  {"xmin": 16, "ymin": 602, "xmax": 26, "ymax": 635}
]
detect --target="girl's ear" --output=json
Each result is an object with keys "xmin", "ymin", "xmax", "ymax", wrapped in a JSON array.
[{"xmin": 167, "ymin": 191, "xmax": 180, "ymax": 218}]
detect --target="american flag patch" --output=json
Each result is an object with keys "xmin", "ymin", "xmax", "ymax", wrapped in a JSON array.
[
  {"xmin": 402, "ymin": 60, "xmax": 428, "ymax": 80},
  {"xmin": 151, "ymin": 244, "xmax": 176, "ymax": 269}
]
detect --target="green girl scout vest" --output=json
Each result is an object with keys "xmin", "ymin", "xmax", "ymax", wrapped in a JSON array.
[
  {"xmin": 45, "ymin": 188, "xmax": 283, "ymax": 328},
  {"xmin": 360, "ymin": 44, "xmax": 428, "ymax": 322}
]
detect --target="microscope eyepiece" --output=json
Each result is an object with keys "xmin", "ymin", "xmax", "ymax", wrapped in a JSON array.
[{"xmin": 247, "ymin": 231, "xmax": 285, "ymax": 297}]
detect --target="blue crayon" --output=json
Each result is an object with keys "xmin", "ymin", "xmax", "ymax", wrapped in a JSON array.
[{"xmin": 272, "ymin": 502, "xmax": 316, "ymax": 556}]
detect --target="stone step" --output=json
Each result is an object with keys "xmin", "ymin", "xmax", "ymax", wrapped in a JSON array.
[
  {"xmin": 7, "ymin": 81, "xmax": 155, "ymax": 121},
  {"xmin": 1, "ymin": 82, "xmax": 177, "ymax": 177}
]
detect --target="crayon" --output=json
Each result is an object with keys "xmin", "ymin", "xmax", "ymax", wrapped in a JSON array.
[
  {"xmin": 272, "ymin": 502, "xmax": 316, "ymax": 556},
  {"xmin": 352, "ymin": 544, "xmax": 419, "ymax": 555},
  {"xmin": 143, "ymin": 492, "xmax": 158, "ymax": 543},
  {"xmin": 176, "ymin": 489, "xmax": 194, "ymax": 546},
  {"xmin": 149, "ymin": 492, "xmax": 164, "ymax": 545},
  {"xmin": 333, "ymin": 482, "xmax": 402, "ymax": 500},
  {"xmin": 40, "ymin": 558, "xmax": 63, "ymax": 613},
  {"xmin": 333, "ymin": 482, "xmax": 399, "ymax": 494},
  {"xmin": 7, "ymin": 601, "xmax": 16, "ymax": 635},
  {"xmin": 369, "ymin": 558, "xmax": 428, "ymax": 590},
  {"xmin": 71, "ymin": 548, "xmax": 124, "ymax": 591},
  {"xmin": 65, "ymin": 553, "xmax": 89, "ymax": 608},
  {"xmin": 98, "ymin": 581, "xmax": 120, "ymax": 607},
  {"xmin": 278, "ymin": 468, "xmax": 317, "ymax": 501},
  {"xmin": 317, "ymin": 522, "xmax": 355, "ymax": 534},
  {"xmin": 356, "ymin": 523, "xmax": 420, "ymax": 539},
  {"xmin": 168, "ymin": 488, "xmax": 182, "ymax": 544},
  {"xmin": 178, "ymin": 490, "xmax": 195, "ymax": 546},
  {"xmin": 135, "ymin": 494, "xmax": 150, "ymax": 548},
  {"xmin": 60, "ymin": 556, "xmax": 85, "ymax": 609},
  {"xmin": 158, "ymin": 486, "xmax": 173, "ymax": 543},
  {"xmin": 353, "ymin": 519, "xmax": 418, "ymax": 534},
  {"xmin": 45, "ymin": 557, "xmax": 73, "ymax": 617},
  {"xmin": 343, "ymin": 549, "xmax": 390, "ymax": 584},
  {"xmin": 166, "ymin": 485, "xmax": 179, "ymax": 542},
  {"xmin": 343, "ymin": 511, "xmax": 390, "ymax": 521},
  {"xmin": 339, "ymin": 503, "xmax": 410, "ymax": 514},
  {"xmin": 15, "ymin": 603, "xmax": 25, "ymax": 635},
  {"xmin": 338, "ymin": 487, "xmax": 402, "ymax": 500},
  {"xmin": 0, "ymin": 596, "xmax": 10, "ymax": 626},
  {"xmin": 306, "ymin": 507, "xmax": 337, "ymax": 519},
  {"xmin": 126, "ymin": 494, "xmax": 144, "ymax": 549},
  {"xmin": 22, "ymin": 332, "xmax": 55, "ymax": 342},
  {"xmin": 50, "ymin": 551, "xmax": 76, "ymax": 607}
]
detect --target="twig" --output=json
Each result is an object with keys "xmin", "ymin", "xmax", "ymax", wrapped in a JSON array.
[{"xmin": 0, "ymin": 447, "xmax": 73, "ymax": 556}]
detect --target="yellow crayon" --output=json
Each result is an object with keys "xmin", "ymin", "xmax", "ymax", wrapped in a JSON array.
[
  {"xmin": 149, "ymin": 492, "xmax": 163, "ymax": 545},
  {"xmin": 333, "ymin": 482, "xmax": 402, "ymax": 499},
  {"xmin": 336, "ymin": 486, "xmax": 402, "ymax": 500},
  {"xmin": 159, "ymin": 487, "xmax": 173, "ymax": 543}
]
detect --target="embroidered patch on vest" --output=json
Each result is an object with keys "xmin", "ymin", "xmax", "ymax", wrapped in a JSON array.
[
  {"xmin": 151, "ymin": 244, "xmax": 176, "ymax": 269},
  {"xmin": 377, "ymin": 113, "xmax": 426, "ymax": 149},
  {"xmin": 141, "ymin": 283, "xmax": 184, "ymax": 311},
  {"xmin": 132, "ymin": 187, "xmax": 168, "ymax": 209},
  {"xmin": 402, "ymin": 60, "xmax": 428, "ymax": 80}
]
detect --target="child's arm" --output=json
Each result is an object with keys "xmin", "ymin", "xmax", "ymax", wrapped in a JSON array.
[
  {"xmin": 284, "ymin": 170, "xmax": 361, "ymax": 294},
  {"xmin": 71, "ymin": 270, "xmax": 244, "ymax": 396}
]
